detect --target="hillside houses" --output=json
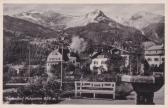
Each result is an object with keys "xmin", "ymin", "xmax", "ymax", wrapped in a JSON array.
[
  {"xmin": 89, "ymin": 48, "xmax": 129, "ymax": 75},
  {"xmin": 145, "ymin": 44, "xmax": 164, "ymax": 67},
  {"xmin": 46, "ymin": 48, "xmax": 80, "ymax": 73}
]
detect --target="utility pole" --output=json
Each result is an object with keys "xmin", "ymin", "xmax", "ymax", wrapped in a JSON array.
[
  {"xmin": 60, "ymin": 36, "xmax": 64, "ymax": 90},
  {"xmin": 137, "ymin": 55, "xmax": 139, "ymax": 74},
  {"xmin": 129, "ymin": 51, "xmax": 132, "ymax": 75},
  {"xmin": 29, "ymin": 43, "xmax": 30, "ymax": 79},
  {"xmin": 60, "ymin": 44, "xmax": 63, "ymax": 90}
]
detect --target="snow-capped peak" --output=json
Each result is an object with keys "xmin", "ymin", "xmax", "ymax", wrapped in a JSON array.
[
  {"xmin": 122, "ymin": 11, "xmax": 164, "ymax": 30},
  {"xmin": 85, "ymin": 9, "xmax": 106, "ymax": 19},
  {"xmin": 66, "ymin": 9, "xmax": 111, "ymax": 28},
  {"xmin": 85, "ymin": 9, "xmax": 110, "ymax": 22},
  {"xmin": 12, "ymin": 9, "xmax": 113, "ymax": 29},
  {"xmin": 13, "ymin": 10, "xmax": 44, "ymax": 22}
]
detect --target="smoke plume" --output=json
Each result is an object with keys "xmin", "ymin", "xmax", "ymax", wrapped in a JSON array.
[{"xmin": 70, "ymin": 36, "xmax": 87, "ymax": 53}]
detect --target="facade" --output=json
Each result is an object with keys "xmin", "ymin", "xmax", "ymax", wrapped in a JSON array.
[
  {"xmin": 9, "ymin": 65, "xmax": 24, "ymax": 74},
  {"xmin": 46, "ymin": 49, "xmax": 80, "ymax": 73},
  {"xmin": 90, "ymin": 52, "xmax": 108, "ymax": 74},
  {"xmin": 113, "ymin": 48, "xmax": 129, "ymax": 67},
  {"xmin": 68, "ymin": 52, "xmax": 80, "ymax": 67},
  {"xmin": 89, "ymin": 49, "xmax": 129, "ymax": 75},
  {"xmin": 121, "ymin": 54, "xmax": 129, "ymax": 67},
  {"xmin": 46, "ymin": 49, "xmax": 63, "ymax": 73},
  {"xmin": 145, "ymin": 44, "xmax": 164, "ymax": 67}
]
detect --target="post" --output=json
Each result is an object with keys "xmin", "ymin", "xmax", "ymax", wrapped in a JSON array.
[
  {"xmin": 79, "ymin": 81, "xmax": 82, "ymax": 96},
  {"xmin": 29, "ymin": 43, "xmax": 30, "ymax": 78},
  {"xmin": 93, "ymin": 93, "xmax": 96, "ymax": 98},
  {"xmin": 137, "ymin": 55, "xmax": 139, "ymax": 74},
  {"xmin": 113, "ymin": 83, "xmax": 115, "ymax": 99},
  {"xmin": 129, "ymin": 57, "xmax": 132, "ymax": 75},
  {"xmin": 60, "ymin": 43, "xmax": 63, "ymax": 90},
  {"xmin": 75, "ymin": 81, "xmax": 77, "ymax": 97}
]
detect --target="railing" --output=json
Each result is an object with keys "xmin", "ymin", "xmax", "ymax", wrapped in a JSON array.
[
  {"xmin": 75, "ymin": 81, "xmax": 115, "ymax": 99},
  {"xmin": 5, "ymin": 83, "xmax": 30, "ymax": 86}
]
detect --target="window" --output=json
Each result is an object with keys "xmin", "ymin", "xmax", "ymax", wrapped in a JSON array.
[
  {"xmin": 154, "ymin": 58, "xmax": 159, "ymax": 61},
  {"xmin": 101, "ymin": 61, "xmax": 106, "ymax": 64},
  {"xmin": 94, "ymin": 61, "xmax": 98, "ymax": 64},
  {"xmin": 151, "ymin": 64, "xmax": 155, "ymax": 67},
  {"xmin": 147, "ymin": 58, "xmax": 152, "ymax": 61},
  {"xmin": 162, "ymin": 58, "xmax": 164, "ymax": 62},
  {"xmin": 52, "ymin": 52, "xmax": 58, "ymax": 55}
]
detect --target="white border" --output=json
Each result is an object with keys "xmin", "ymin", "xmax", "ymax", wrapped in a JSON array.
[{"xmin": 0, "ymin": 0, "xmax": 167, "ymax": 108}]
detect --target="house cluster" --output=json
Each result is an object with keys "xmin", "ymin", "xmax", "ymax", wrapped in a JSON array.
[
  {"xmin": 144, "ymin": 44, "xmax": 164, "ymax": 67},
  {"xmin": 46, "ymin": 46, "xmax": 130, "ymax": 76},
  {"xmin": 6, "ymin": 43, "xmax": 164, "ymax": 79},
  {"xmin": 5, "ymin": 64, "xmax": 40, "ymax": 75},
  {"xmin": 46, "ymin": 48, "xmax": 80, "ymax": 74},
  {"xmin": 89, "ymin": 48, "xmax": 129, "ymax": 75}
]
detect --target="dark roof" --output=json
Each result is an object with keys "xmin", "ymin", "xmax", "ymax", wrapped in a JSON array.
[{"xmin": 91, "ymin": 51, "xmax": 112, "ymax": 59}]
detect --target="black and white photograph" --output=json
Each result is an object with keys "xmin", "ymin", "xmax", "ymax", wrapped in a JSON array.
[{"xmin": 3, "ymin": 3, "xmax": 165, "ymax": 105}]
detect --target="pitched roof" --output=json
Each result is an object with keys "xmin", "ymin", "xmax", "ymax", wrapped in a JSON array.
[
  {"xmin": 48, "ymin": 48, "xmax": 69, "ymax": 61},
  {"xmin": 146, "ymin": 44, "xmax": 164, "ymax": 51}
]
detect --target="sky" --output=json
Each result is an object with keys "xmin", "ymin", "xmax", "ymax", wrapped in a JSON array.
[{"xmin": 3, "ymin": 4, "xmax": 164, "ymax": 19}]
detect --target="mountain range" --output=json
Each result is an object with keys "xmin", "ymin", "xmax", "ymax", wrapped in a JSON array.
[
  {"xmin": 13, "ymin": 9, "xmax": 117, "ymax": 29},
  {"xmin": 4, "ymin": 9, "xmax": 164, "ymax": 48},
  {"xmin": 122, "ymin": 11, "xmax": 164, "ymax": 30}
]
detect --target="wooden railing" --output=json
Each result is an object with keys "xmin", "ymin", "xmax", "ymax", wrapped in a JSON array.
[
  {"xmin": 5, "ymin": 83, "xmax": 30, "ymax": 86},
  {"xmin": 75, "ymin": 81, "xmax": 115, "ymax": 99}
]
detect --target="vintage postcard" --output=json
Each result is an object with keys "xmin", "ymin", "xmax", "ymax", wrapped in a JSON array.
[{"xmin": 0, "ymin": 0, "xmax": 167, "ymax": 107}]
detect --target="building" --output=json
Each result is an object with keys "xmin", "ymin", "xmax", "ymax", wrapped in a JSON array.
[
  {"xmin": 121, "ymin": 54, "xmax": 129, "ymax": 67},
  {"xmin": 68, "ymin": 52, "xmax": 80, "ymax": 67},
  {"xmin": 90, "ymin": 52, "xmax": 108, "ymax": 74},
  {"xmin": 145, "ymin": 44, "xmax": 164, "ymax": 67},
  {"xmin": 89, "ymin": 48, "xmax": 129, "ymax": 75},
  {"xmin": 47, "ymin": 49, "xmax": 66, "ymax": 73},
  {"xmin": 46, "ymin": 49, "xmax": 80, "ymax": 73}
]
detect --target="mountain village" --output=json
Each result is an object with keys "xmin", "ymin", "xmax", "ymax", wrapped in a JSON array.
[{"xmin": 3, "ymin": 7, "xmax": 164, "ymax": 104}]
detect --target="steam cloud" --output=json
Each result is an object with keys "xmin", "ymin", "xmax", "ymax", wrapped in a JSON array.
[{"xmin": 70, "ymin": 36, "xmax": 87, "ymax": 53}]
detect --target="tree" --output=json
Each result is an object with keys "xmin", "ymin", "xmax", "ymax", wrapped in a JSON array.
[{"xmin": 107, "ymin": 54, "xmax": 124, "ymax": 74}]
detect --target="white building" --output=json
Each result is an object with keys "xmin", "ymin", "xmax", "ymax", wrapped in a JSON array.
[
  {"xmin": 46, "ymin": 49, "xmax": 63, "ymax": 73},
  {"xmin": 145, "ymin": 44, "xmax": 164, "ymax": 67},
  {"xmin": 10, "ymin": 65, "xmax": 24, "ymax": 74},
  {"xmin": 90, "ymin": 52, "xmax": 108, "ymax": 75},
  {"xmin": 46, "ymin": 49, "xmax": 80, "ymax": 73},
  {"xmin": 90, "ymin": 48, "xmax": 130, "ymax": 75},
  {"xmin": 121, "ymin": 54, "xmax": 129, "ymax": 67}
]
